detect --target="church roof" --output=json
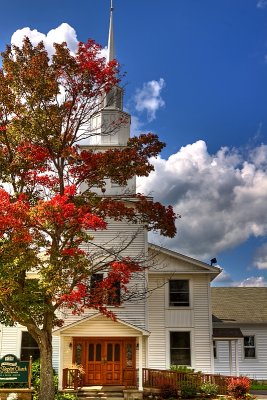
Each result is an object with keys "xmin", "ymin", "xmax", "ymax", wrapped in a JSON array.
[
  {"xmin": 148, "ymin": 243, "xmax": 221, "ymax": 276},
  {"xmin": 211, "ymin": 287, "xmax": 267, "ymax": 324}
]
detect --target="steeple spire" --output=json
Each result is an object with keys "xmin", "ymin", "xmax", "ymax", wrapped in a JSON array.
[{"xmin": 107, "ymin": 0, "xmax": 115, "ymax": 62}]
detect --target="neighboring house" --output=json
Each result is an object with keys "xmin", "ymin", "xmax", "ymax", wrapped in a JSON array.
[{"xmin": 212, "ymin": 287, "xmax": 267, "ymax": 380}]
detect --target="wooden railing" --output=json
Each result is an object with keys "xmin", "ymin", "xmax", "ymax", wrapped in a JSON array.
[
  {"xmin": 142, "ymin": 368, "xmax": 230, "ymax": 395},
  {"xmin": 62, "ymin": 368, "xmax": 83, "ymax": 390},
  {"xmin": 62, "ymin": 367, "xmax": 230, "ymax": 394}
]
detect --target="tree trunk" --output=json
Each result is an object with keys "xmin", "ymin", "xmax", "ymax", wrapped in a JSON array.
[{"xmin": 38, "ymin": 332, "xmax": 55, "ymax": 400}]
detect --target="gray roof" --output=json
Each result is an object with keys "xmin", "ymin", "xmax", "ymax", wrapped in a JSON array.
[{"xmin": 211, "ymin": 287, "xmax": 267, "ymax": 324}]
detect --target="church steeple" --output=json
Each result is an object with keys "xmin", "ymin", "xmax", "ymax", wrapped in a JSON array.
[
  {"xmin": 86, "ymin": 0, "xmax": 134, "ymax": 195},
  {"xmin": 104, "ymin": 0, "xmax": 123, "ymax": 110},
  {"xmin": 107, "ymin": 0, "xmax": 115, "ymax": 62}
]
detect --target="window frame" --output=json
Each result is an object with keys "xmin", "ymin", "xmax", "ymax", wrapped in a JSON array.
[
  {"xmin": 243, "ymin": 335, "xmax": 256, "ymax": 359},
  {"xmin": 169, "ymin": 279, "xmax": 190, "ymax": 307},
  {"xmin": 213, "ymin": 340, "xmax": 217, "ymax": 359},
  {"xmin": 90, "ymin": 273, "xmax": 121, "ymax": 307},
  {"xmin": 20, "ymin": 331, "xmax": 40, "ymax": 361},
  {"xmin": 169, "ymin": 331, "xmax": 191, "ymax": 366}
]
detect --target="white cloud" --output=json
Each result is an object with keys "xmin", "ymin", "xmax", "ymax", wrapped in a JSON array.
[
  {"xmin": 257, "ymin": 0, "xmax": 267, "ymax": 8},
  {"xmin": 237, "ymin": 276, "xmax": 267, "ymax": 287},
  {"xmin": 213, "ymin": 268, "xmax": 233, "ymax": 284},
  {"xmin": 134, "ymin": 78, "xmax": 165, "ymax": 122},
  {"xmin": 130, "ymin": 115, "xmax": 145, "ymax": 137},
  {"xmin": 11, "ymin": 23, "xmax": 78, "ymax": 57},
  {"xmin": 253, "ymin": 243, "xmax": 267, "ymax": 269},
  {"xmin": 137, "ymin": 140, "xmax": 267, "ymax": 260}
]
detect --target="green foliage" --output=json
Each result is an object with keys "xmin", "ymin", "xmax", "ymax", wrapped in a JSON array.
[
  {"xmin": 170, "ymin": 365, "xmax": 195, "ymax": 373},
  {"xmin": 199, "ymin": 382, "xmax": 218, "ymax": 398},
  {"xmin": 159, "ymin": 383, "xmax": 178, "ymax": 399},
  {"xmin": 55, "ymin": 393, "xmax": 78, "ymax": 400},
  {"xmin": 180, "ymin": 381, "xmax": 198, "ymax": 398},
  {"xmin": 250, "ymin": 380, "xmax": 267, "ymax": 390}
]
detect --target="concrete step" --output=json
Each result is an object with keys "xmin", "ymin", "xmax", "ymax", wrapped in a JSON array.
[{"xmin": 77, "ymin": 389, "xmax": 124, "ymax": 400}]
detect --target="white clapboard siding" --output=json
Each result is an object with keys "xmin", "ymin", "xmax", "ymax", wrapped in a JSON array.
[
  {"xmin": 60, "ymin": 314, "xmax": 143, "ymax": 337},
  {"xmin": 0, "ymin": 325, "xmax": 20, "ymax": 358},
  {"xmin": 52, "ymin": 336, "xmax": 60, "ymax": 372},
  {"xmin": 193, "ymin": 276, "xmax": 213, "ymax": 373},
  {"xmin": 147, "ymin": 276, "xmax": 166, "ymax": 368},
  {"xmin": 64, "ymin": 218, "xmax": 148, "ymax": 329},
  {"xmin": 81, "ymin": 218, "xmax": 146, "ymax": 258},
  {"xmin": 214, "ymin": 325, "xmax": 267, "ymax": 379},
  {"xmin": 147, "ymin": 271, "xmax": 213, "ymax": 372}
]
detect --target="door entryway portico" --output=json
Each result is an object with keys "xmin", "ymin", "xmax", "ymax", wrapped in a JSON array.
[{"xmin": 54, "ymin": 313, "xmax": 150, "ymax": 390}]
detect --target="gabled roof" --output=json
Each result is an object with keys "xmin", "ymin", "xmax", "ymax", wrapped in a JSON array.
[
  {"xmin": 148, "ymin": 243, "xmax": 221, "ymax": 278},
  {"xmin": 53, "ymin": 312, "xmax": 150, "ymax": 336},
  {"xmin": 211, "ymin": 287, "xmax": 267, "ymax": 324}
]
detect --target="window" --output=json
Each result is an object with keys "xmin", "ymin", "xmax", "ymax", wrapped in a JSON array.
[
  {"xmin": 244, "ymin": 336, "xmax": 256, "ymax": 358},
  {"xmin": 170, "ymin": 332, "xmax": 191, "ymax": 366},
  {"xmin": 107, "ymin": 280, "xmax": 121, "ymax": 306},
  {"xmin": 169, "ymin": 280, "xmax": 189, "ymax": 307},
  {"xmin": 90, "ymin": 273, "xmax": 104, "ymax": 303},
  {"xmin": 91, "ymin": 273, "xmax": 121, "ymax": 306},
  {"xmin": 213, "ymin": 340, "xmax": 217, "ymax": 359},
  {"xmin": 21, "ymin": 331, "xmax": 40, "ymax": 361}
]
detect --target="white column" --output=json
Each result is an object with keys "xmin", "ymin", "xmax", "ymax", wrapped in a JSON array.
[
  {"xmin": 235, "ymin": 340, "xmax": 239, "ymax": 377},
  {"xmin": 58, "ymin": 335, "xmax": 63, "ymax": 390},
  {"xmin": 138, "ymin": 336, "xmax": 143, "ymax": 391},
  {"xmin": 229, "ymin": 341, "xmax": 232, "ymax": 376}
]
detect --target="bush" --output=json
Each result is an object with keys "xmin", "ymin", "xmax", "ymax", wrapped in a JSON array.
[
  {"xmin": 55, "ymin": 394, "xmax": 77, "ymax": 400},
  {"xmin": 159, "ymin": 383, "xmax": 178, "ymax": 399},
  {"xmin": 199, "ymin": 382, "xmax": 218, "ymax": 398},
  {"xmin": 170, "ymin": 365, "xmax": 195, "ymax": 373},
  {"xmin": 227, "ymin": 377, "xmax": 251, "ymax": 399},
  {"xmin": 180, "ymin": 381, "xmax": 197, "ymax": 398}
]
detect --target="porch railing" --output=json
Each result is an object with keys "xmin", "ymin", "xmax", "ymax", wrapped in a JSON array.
[
  {"xmin": 142, "ymin": 368, "xmax": 229, "ymax": 395},
  {"xmin": 62, "ymin": 368, "xmax": 83, "ymax": 390},
  {"xmin": 62, "ymin": 367, "xmax": 230, "ymax": 394}
]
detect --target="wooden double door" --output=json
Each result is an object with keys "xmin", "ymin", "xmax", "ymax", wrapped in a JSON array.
[{"xmin": 73, "ymin": 338, "xmax": 136, "ymax": 386}]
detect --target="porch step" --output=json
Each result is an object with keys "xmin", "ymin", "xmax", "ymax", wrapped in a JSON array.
[{"xmin": 77, "ymin": 387, "xmax": 124, "ymax": 400}]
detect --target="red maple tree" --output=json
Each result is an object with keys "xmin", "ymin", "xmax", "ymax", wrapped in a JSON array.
[{"xmin": 0, "ymin": 38, "xmax": 176, "ymax": 400}]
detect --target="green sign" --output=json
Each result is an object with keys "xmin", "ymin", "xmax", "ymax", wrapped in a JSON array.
[{"xmin": 0, "ymin": 354, "xmax": 29, "ymax": 383}]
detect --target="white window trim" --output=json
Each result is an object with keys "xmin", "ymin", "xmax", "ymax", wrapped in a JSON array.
[
  {"xmin": 243, "ymin": 334, "xmax": 257, "ymax": 360},
  {"xmin": 166, "ymin": 278, "xmax": 193, "ymax": 309},
  {"xmin": 213, "ymin": 340, "xmax": 218, "ymax": 360},
  {"xmin": 166, "ymin": 328, "xmax": 195, "ymax": 369}
]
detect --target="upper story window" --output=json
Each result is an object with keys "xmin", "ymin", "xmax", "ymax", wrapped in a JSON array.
[
  {"xmin": 169, "ymin": 279, "xmax": 190, "ymax": 307},
  {"xmin": 21, "ymin": 331, "xmax": 40, "ymax": 361},
  {"xmin": 244, "ymin": 335, "xmax": 256, "ymax": 358},
  {"xmin": 91, "ymin": 273, "xmax": 121, "ymax": 306}
]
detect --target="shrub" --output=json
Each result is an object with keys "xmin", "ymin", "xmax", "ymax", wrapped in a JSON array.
[
  {"xmin": 159, "ymin": 383, "xmax": 178, "ymax": 399},
  {"xmin": 200, "ymin": 382, "xmax": 219, "ymax": 398},
  {"xmin": 170, "ymin": 365, "xmax": 195, "ymax": 373},
  {"xmin": 180, "ymin": 381, "xmax": 198, "ymax": 398},
  {"xmin": 55, "ymin": 394, "xmax": 78, "ymax": 400},
  {"xmin": 227, "ymin": 377, "xmax": 251, "ymax": 399}
]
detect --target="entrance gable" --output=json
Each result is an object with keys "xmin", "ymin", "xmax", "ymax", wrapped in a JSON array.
[{"xmin": 56, "ymin": 313, "xmax": 149, "ymax": 337}]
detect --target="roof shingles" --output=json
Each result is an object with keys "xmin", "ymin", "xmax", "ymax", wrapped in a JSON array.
[{"xmin": 211, "ymin": 287, "xmax": 267, "ymax": 324}]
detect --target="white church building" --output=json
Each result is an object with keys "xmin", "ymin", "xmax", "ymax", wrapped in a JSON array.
[{"xmin": 1, "ymin": 3, "xmax": 267, "ymax": 391}]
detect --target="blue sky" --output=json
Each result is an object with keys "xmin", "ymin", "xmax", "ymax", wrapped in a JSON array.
[{"xmin": 1, "ymin": 0, "xmax": 267, "ymax": 286}]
